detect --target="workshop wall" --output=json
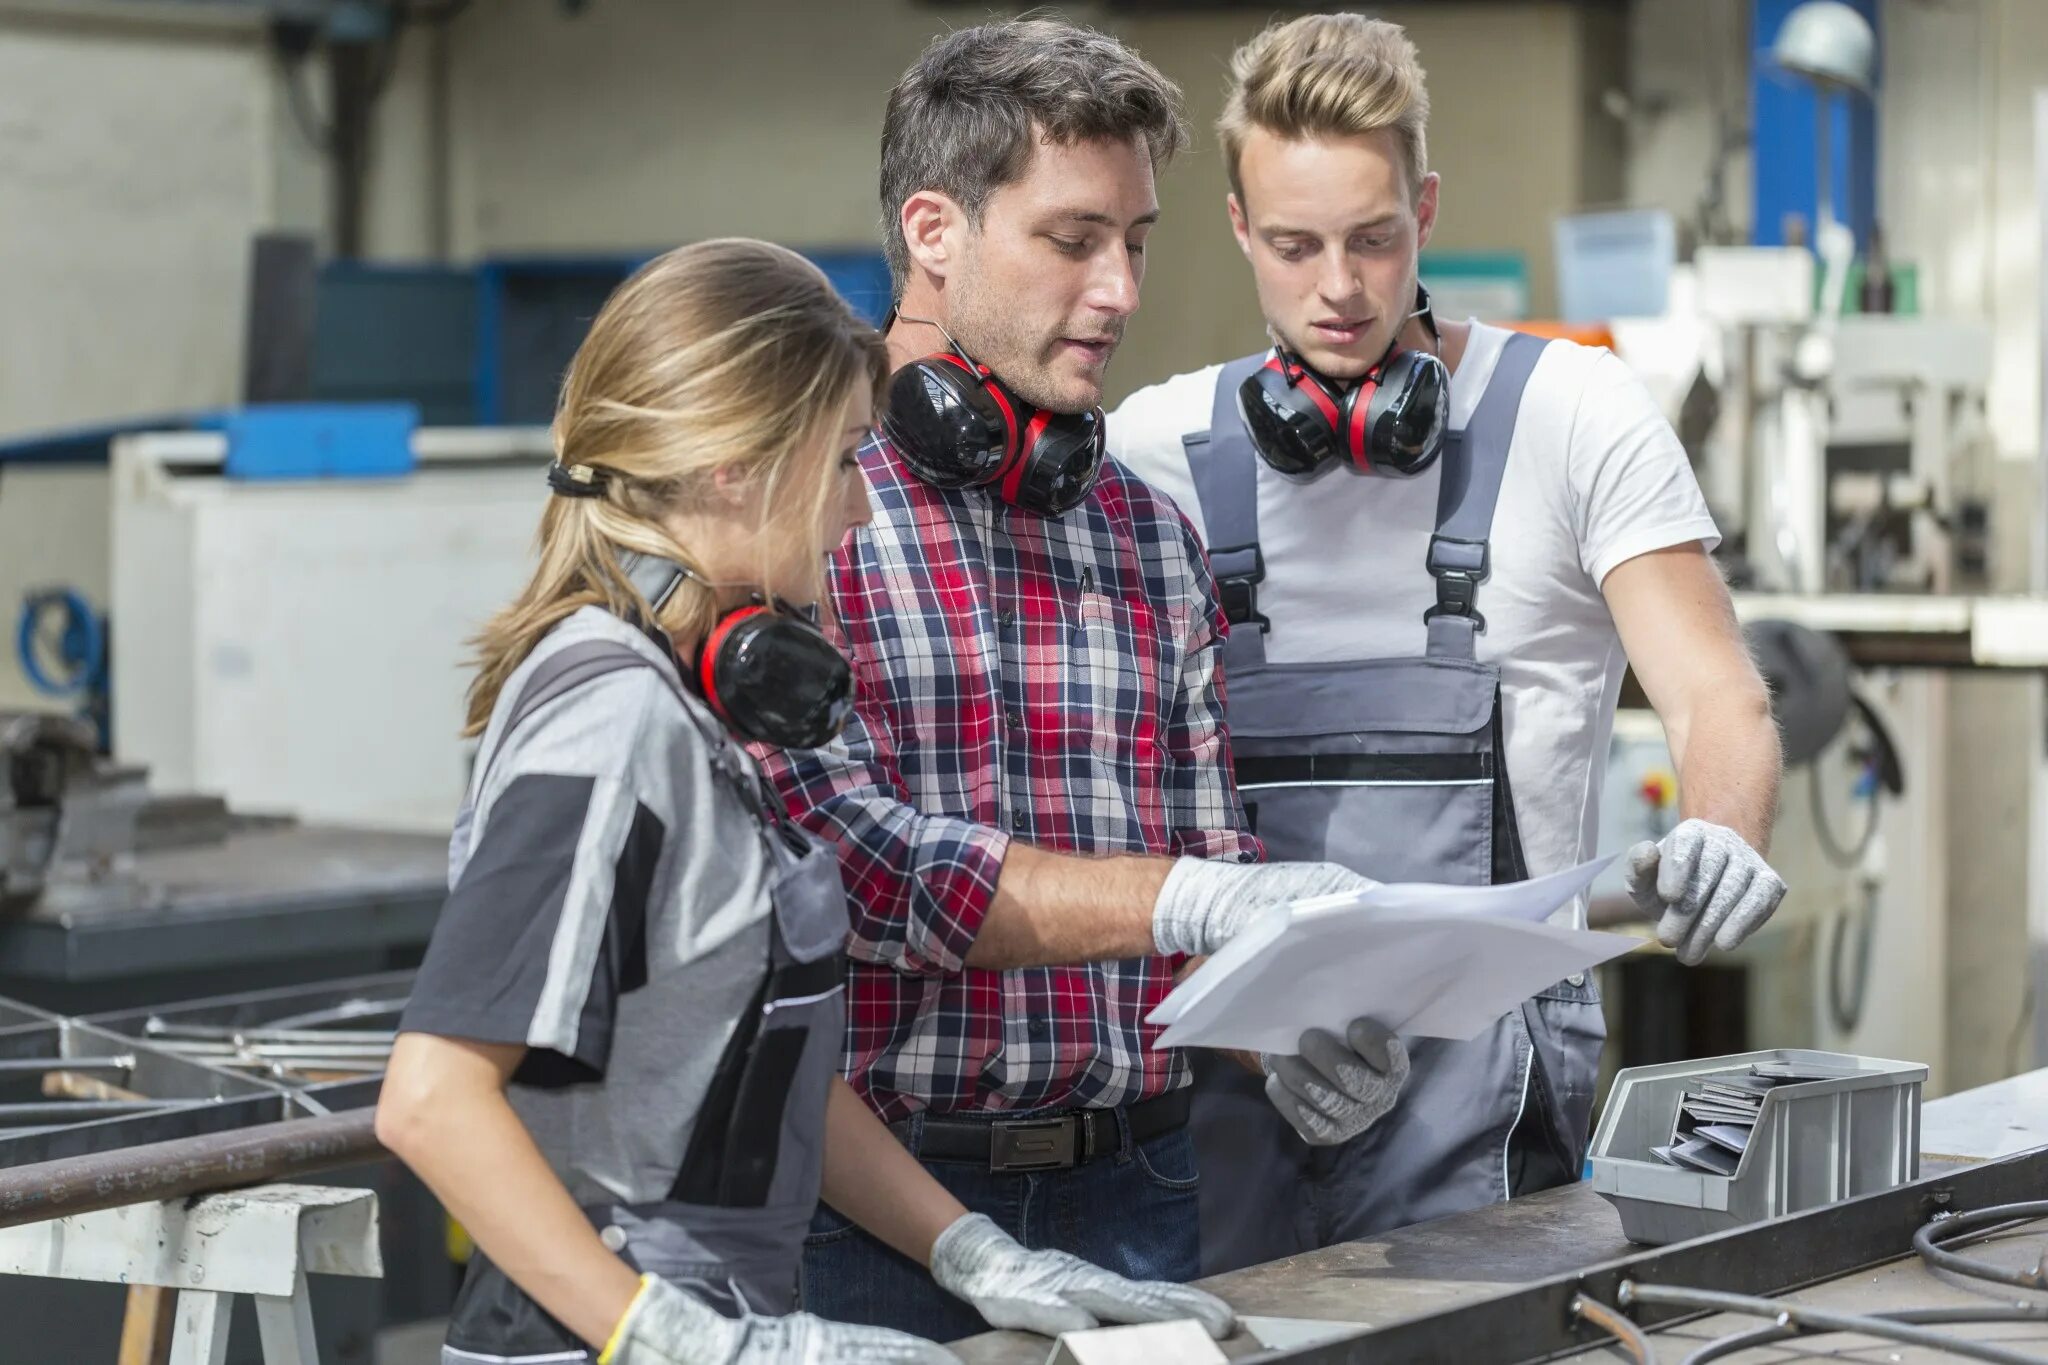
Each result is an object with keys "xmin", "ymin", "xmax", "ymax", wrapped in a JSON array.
[
  {"xmin": 436, "ymin": 0, "xmax": 1623, "ymax": 403},
  {"xmin": 0, "ymin": 11, "xmax": 260, "ymax": 712},
  {"xmin": 0, "ymin": 3, "xmax": 451, "ymax": 711},
  {"xmin": 0, "ymin": 13, "xmax": 269, "ymax": 436}
]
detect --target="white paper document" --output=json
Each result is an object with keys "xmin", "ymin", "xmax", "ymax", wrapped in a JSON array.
[{"xmin": 1147, "ymin": 856, "xmax": 1636, "ymax": 1055}]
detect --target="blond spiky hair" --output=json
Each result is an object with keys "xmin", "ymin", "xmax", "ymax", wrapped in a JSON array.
[{"xmin": 1217, "ymin": 13, "xmax": 1429, "ymax": 204}]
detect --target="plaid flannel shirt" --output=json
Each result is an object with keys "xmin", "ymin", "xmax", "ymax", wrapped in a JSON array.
[{"xmin": 753, "ymin": 434, "xmax": 1262, "ymax": 1123}]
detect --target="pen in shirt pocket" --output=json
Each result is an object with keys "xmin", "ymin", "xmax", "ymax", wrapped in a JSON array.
[{"xmin": 1070, "ymin": 566, "xmax": 1094, "ymax": 631}]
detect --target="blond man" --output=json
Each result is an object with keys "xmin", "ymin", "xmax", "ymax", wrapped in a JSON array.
[{"xmin": 1110, "ymin": 14, "xmax": 1785, "ymax": 1272}]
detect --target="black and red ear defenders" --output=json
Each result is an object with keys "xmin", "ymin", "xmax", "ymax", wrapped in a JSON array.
[
  {"xmin": 881, "ymin": 316, "xmax": 1106, "ymax": 517},
  {"xmin": 604, "ymin": 544, "xmax": 852, "ymax": 752},
  {"xmin": 1237, "ymin": 285, "xmax": 1451, "ymax": 479}
]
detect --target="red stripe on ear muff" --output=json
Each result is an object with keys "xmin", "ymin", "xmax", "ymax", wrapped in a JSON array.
[
  {"xmin": 1003, "ymin": 408, "xmax": 1057, "ymax": 504},
  {"xmin": 932, "ymin": 352, "xmax": 978, "ymax": 378},
  {"xmin": 698, "ymin": 604, "xmax": 769, "ymax": 725},
  {"xmin": 1291, "ymin": 364, "xmax": 1344, "ymax": 430},
  {"xmin": 1346, "ymin": 374, "xmax": 1378, "ymax": 471}
]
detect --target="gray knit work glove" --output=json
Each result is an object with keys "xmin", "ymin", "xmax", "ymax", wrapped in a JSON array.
[
  {"xmin": 1625, "ymin": 819, "xmax": 1788, "ymax": 967},
  {"xmin": 606, "ymin": 1275, "xmax": 960, "ymax": 1365},
  {"xmin": 1151, "ymin": 857, "xmax": 1377, "ymax": 958},
  {"xmin": 1262, "ymin": 1017, "xmax": 1409, "ymax": 1146},
  {"xmin": 929, "ymin": 1212, "xmax": 1236, "ymax": 1340}
]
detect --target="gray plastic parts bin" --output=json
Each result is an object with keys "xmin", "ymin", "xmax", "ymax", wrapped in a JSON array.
[{"xmin": 1588, "ymin": 1048, "xmax": 1927, "ymax": 1245}]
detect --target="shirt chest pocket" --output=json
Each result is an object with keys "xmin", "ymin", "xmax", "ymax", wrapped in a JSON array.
[{"xmin": 1064, "ymin": 591, "xmax": 1178, "ymax": 764}]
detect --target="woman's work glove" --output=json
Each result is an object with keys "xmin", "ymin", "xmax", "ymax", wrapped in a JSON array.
[
  {"xmin": 929, "ymin": 1212, "xmax": 1236, "ymax": 1339},
  {"xmin": 603, "ymin": 1275, "xmax": 961, "ymax": 1365}
]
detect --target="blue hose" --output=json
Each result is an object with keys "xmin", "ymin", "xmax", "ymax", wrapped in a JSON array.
[{"xmin": 15, "ymin": 586, "xmax": 105, "ymax": 699}]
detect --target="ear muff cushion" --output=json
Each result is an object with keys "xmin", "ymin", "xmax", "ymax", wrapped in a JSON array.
[
  {"xmin": 698, "ymin": 604, "xmax": 771, "ymax": 725},
  {"xmin": 1358, "ymin": 350, "xmax": 1449, "ymax": 475},
  {"xmin": 882, "ymin": 359, "xmax": 1013, "ymax": 488}
]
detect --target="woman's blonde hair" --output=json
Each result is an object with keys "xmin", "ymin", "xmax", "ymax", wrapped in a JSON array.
[
  {"xmin": 1217, "ymin": 14, "xmax": 1430, "ymax": 206},
  {"xmin": 464, "ymin": 238, "xmax": 887, "ymax": 735}
]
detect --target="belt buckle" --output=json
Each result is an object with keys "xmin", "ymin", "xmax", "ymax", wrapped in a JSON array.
[{"xmin": 988, "ymin": 1117, "xmax": 1077, "ymax": 1173}]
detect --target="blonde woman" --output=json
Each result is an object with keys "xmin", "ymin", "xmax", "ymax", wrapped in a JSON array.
[{"xmin": 375, "ymin": 239, "xmax": 1234, "ymax": 1365}]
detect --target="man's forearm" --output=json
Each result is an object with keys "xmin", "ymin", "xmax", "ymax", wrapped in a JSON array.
[
  {"xmin": 963, "ymin": 842, "xmax": 1172, "ymax": 969},
  {"xmin": 1668, "ymin": 681, "xmax": 1783, "ymax": 853}
]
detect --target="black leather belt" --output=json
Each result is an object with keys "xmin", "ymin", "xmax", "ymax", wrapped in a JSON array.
[{"xmin": 903, "ymin": 1088, "xmax": 1192, "ymax": 1174}]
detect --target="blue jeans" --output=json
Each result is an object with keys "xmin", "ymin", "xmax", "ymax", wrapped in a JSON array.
[{"xmin": 799, "ymin": 1107, "xmax": 1203, "ymax": 1343}]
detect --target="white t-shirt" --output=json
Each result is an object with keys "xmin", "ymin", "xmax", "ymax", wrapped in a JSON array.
[{"xmin": 1107, "ymin": 322, "xmax": 1720, "ymax": 916}]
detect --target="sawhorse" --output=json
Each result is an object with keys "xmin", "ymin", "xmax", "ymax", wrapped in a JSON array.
[{"xmin": 0, "ymin": 1183, "xmax": 382, "ymax": 1364}]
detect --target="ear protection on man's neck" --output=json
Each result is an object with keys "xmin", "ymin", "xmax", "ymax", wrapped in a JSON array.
[
  {"xmin": 1236, "ymin": 284, "xmax": 1450, "ymax": 479},
  {"xmin": 881, "ymin": 317, "xmax": 1106, "ymax": 516}
]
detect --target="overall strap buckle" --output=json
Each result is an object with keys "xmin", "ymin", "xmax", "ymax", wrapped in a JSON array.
[
  {"xmin": 1209, "ymin": 542, "xmax": 1271, "ymax": 635},
  {"xmin": 1424, "ymin": 535, "xmax": 1489, "ymax": 632}
]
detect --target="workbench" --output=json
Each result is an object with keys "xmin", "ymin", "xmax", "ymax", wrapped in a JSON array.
[
  {"xmin": 0, "ymin": 824, "xmax": 445, "ymax": 1014},
  {"xmin": 952, "ymin": 1068, "xmax": 2048, "ymax": 1363}
]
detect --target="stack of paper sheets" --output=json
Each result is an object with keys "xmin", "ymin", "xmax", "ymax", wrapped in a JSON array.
[
  {"xmin": 1147, "ymin": 857, "xmax": 1639, "ymax": 1055},
  {"xmin": 1650, "ymin": 1062, "xmax": 1849, "ymax": 1175}
]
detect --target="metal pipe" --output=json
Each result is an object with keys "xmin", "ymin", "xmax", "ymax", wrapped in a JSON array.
[
  {"xmin": 143, "ymin": 1024, "xmax": 394, "ymax": 1045},
  {"xmin": 1914, "ymin": 1201, "xmax": 2048, "ymax": 1291},
  {"xmin": 1571, "ymin": 1293, "xmax": 1653, "ymax": 1365},
  {"xmin": 0, "ymin": 1100, "xmax": 196, "ymax": 1122},
  {"xmin": 0, "ymin": 1057, "xmax": 133, "ymax": 1075},
  {"xmin": 1684, "ymin": 1305, "xmax": 2048, "ymax": 1365},
  {"xmin": 1620, "ymin": 1281, "xmax": 2048, "ymax": 1365},
  {"xmin": 150, "ymin": 1041, "xmax": 391, "ymax": 1060},
  {"xmin": 263, "ymin": 998, "xmax": 407, "ymax": 1031},
  {"xmin": 0, "ymin": 1108, "xmax": 383, "ymax": 1229}
]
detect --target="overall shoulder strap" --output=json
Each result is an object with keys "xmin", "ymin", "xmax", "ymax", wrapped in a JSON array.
[
  {"xmin": 476, "ymin": 636, "xmax": 786, "ymax": 831},
  {"xmin": 1425, "ymin": 331, "xmax": 1548, "ymax": 661},
  {"xmin": 1185, "ymin": 354, "xmax": 1272, "ymax": 671}
]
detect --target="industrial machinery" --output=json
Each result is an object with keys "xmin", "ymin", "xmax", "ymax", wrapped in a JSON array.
[
  {"xmin": 1578, "ymin": 2, "xmax": 2048, "ymax": 1098},
  {"xmin": 0, "ymin": 701, "xmax": 443, "ymax": 1017}
]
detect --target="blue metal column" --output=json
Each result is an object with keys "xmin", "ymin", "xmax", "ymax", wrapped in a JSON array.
[{"xmin": 1751, "ymin": 0, "xmax": 1879, "ymax": 250}]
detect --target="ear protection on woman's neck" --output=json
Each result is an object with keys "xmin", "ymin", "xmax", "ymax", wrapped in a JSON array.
[
  {"xmin": 880, "ymin": 316, "xmax": 1106, "ymax": 517},
  {"xmin": 1236, "ymin": 284, "xmax": 1451, "ymax": 479},
  {"xmin": 614, "ymin": 552, "xmax": 854, "ymax": 752}
]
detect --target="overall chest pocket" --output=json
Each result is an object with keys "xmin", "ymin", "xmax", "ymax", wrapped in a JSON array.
[{"xmin": 1226, "ymin": 657, "xmax": 1503, "ymax": 885}]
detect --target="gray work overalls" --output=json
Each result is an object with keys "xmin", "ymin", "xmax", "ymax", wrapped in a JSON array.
[
  {"xmin": 440, "ymin": 638, "xmax": 849, "ymax": 1363},
  {"xmin": 1183, "ymin": 333, "xmax": 1604, "ymax": 1275}
]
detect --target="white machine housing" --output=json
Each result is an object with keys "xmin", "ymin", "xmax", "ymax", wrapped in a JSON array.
[{"xmin": 110, "ymin": 427, "xmax": 553, "ymax": 833}]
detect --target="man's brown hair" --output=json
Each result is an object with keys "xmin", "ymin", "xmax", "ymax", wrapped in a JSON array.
[
  {"xmin": 879, "ymin": 17, "xmax": 1188, "ymax": 299},
  {"xmin": 1217, "ymin": 14, "xmax": 1429, "ymax": 204}
]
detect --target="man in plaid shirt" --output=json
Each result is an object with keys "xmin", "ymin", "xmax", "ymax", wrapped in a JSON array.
[{"xmin": 756, "ymin": 19, "xmax": 1409, "ymax": 1340}]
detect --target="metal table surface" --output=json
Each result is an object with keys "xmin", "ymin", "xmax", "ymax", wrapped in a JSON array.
[
  {"xmin": 953, "ymin": 1180, "xmax": 1636, "ymax": 1363},
  {"xmin": 950, "ymin": 1071, "xmax": 2048, "ymax": 1363},
  {"xmin": 0, "ymin": 824, "xmax": 446, "ymax": 984}
]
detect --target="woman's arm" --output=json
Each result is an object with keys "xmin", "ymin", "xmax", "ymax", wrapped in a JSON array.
[
  {"xmin": 376, "ymin": 1032, "xmax": 643, "ymax": 1351},
  {"xmin": 816, "ymin": 1077, "xmax": 967, "ymax": 1264}
]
